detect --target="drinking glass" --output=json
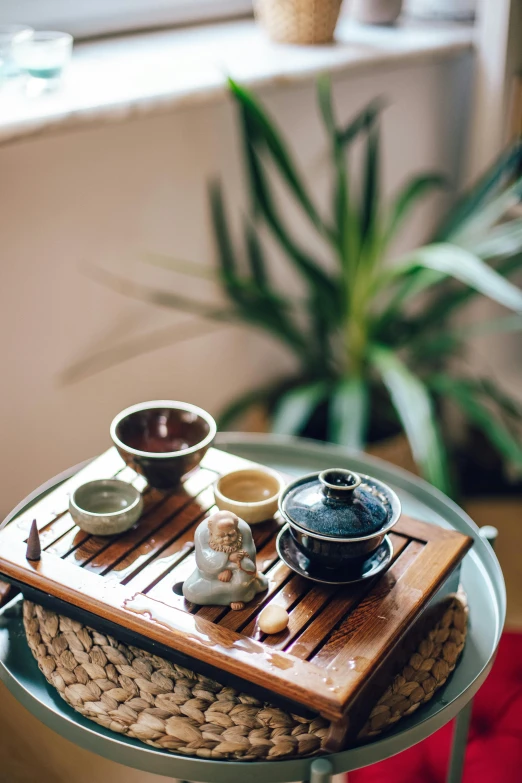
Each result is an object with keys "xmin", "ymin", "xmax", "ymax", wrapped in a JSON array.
[
  {"xmin": 0, "ymin": 25, "xmax": 33, "ymax": 78},
  {"xmin": 12, "ymin": 30, "xmax": 73, "ymax": 92}
]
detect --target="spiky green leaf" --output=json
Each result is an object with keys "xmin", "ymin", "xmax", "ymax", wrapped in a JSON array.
[
  {"xmin": 337, "ymin": 99, "xmax": 385, "ymax": 146},
  {"xmin": 449, "ymin": 177, "xmax": 522, "ymax": 246},
  {"xmin": 272, "ymin": 382, "xmax": 327, "ymax": 436},
  {"xmin": 375, "ymin": 268, "xmax": 445, "ymax": 337},
  {"xmin": 143, "ymin": 253, "xmax": 216, "ymax": 280},
  {"xmin": 209, "ymin": 179, "xmax": 312, "ymax": 360},
  {"xmin": 328, "ymin": 377, "xmax": 368, "ymax": 451},
  {"xmin": 209, "ymin": 180, "xmax": 238, "ymax": 288},
  {"xmin": 396, "ymin": 243, "xmax": 522, "ymax": 312},
  {"xmin": 370, "ymin": 346, "xmax": 451, "ymax": 493},
  {"xmin": 317, "ymin": 75, "xmax": 356, "ymax": 274},
  {"xmin": 317, "ymin": 73, "xmax": 336, "ymax": 135},
  {"xmin": 361, "ymin": 122, "xmax": 380, "ymax": 246},
  {"xmin": 406, "ymin": 313, "xmax": 522, "ymax": 361},
  {"xmin": 228, "ymin": 78, "xmax": 327, "ymax": 235},
  {"xmin": 435, "ymin": 141, "xmax": 522, "ymax": 241},
  {"xmin": 478, "ymin": 377, "xmax": 522, "ymax": 421},
  {"xmin": 219, "ymin": 380, "xmax": 295, "ymax": 429},
  {"xmin": 461, "ymin": 218, "xmax": 522, "ymax": 259},
  {"xmin": 243, "ymin": 219, "xmax": 269, "ymax": 289},
  {"xmin": 237, "ymin": 101, "xmax": 342, "ymax": 324},
  {"xmin": 401, "ymin": 253, "xmax": 522, "ymax": 337},
  {"xmin": 387, "ymin": 173, "xmax": 447, "ymax": 243},
  {"xmin": 430, "ymin": 374, "xmax": 522, "ymax": 466}
]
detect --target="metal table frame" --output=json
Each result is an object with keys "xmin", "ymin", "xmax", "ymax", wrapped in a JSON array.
[{"xmin": 0, "ymin": 434, "xmax": 506, "ymax": 783}]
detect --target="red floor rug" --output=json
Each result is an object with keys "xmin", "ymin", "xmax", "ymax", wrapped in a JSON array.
[{"xmin": 351, "ymin": 631, "xmax": 522, "ymax": 783}]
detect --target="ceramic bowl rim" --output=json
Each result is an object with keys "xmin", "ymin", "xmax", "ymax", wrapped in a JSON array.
[
  {"xmin": 109, "ymin": 400, "xmax": 217, "ymax": 460},
  {"xmin": 214, "ymin": 467, "xmax": 284, "ymax": 510},
  {"xmin": 70, "ymin": 479, "xmax": 142, "ymax": 519},
  {"xmin": 279, "ymin": 470, "xmax": 401, "ymax": 543}
]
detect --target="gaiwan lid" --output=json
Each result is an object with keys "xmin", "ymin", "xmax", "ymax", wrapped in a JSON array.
[{"xmin": 280, "ymin": 468, "xmax": 400, "ymax": 540}]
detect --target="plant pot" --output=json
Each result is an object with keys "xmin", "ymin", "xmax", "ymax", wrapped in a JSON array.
[
  {"xmin": 351, "ymin": 0, "xmax": 403, "ymax": 24},
  {"xmin": 255, "ymin": 0, "xmax": 344, "ymax": 45}
]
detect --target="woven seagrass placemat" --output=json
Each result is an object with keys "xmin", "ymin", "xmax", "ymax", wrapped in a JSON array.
[{"xmin": 23, "ymin": 594, "xmax": 467, "ymax": 760}]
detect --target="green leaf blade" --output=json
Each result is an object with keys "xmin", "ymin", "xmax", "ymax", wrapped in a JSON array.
[
  {"xmin": 219, "ymin": 380, "xmax": 294, "ymax": 430},
  {"xmin": 387, "ymin": 173, "xmax": 447, "ymax": 243},
  {"xmin": 430, "ymin": 374, "xmax": 522, "ymax": 467},
  {"xmin": 435, "ymin": 141, "xmax": 522, "ymax": 241},
  {"xmin": 228, "ymin": 78, "xmax": 326, "ymax": 235},
  {"xmin": 337, "ymin": 99, "xmax": 385, "ymax": 147},
  {"xmin": 328, "ymin": 377, "xmax": 368, "ymax": 451},
  {"xmin": 316, "ymin": 75, "xmax": 357, "ymax": 275},
  {"xmin": 460, "ymin": 218, "xmax": 522, "ymax": 259},
  {"xmin": 208, "ymin": 179, "xmax": 252, "ymax": 316},
  {"xmin": 397, "ymin": 243, "xmax": 522, "ymax": 313},
  {"xmin": 397, "ymin": 253, "xmax": 522, "ymax": 338},
  {"xmin": 450, "ymin": 177, "xmax": 522, "ymax": 246},
  {"xmin": 370, "ymin": 346, "xmax": 451, "ymax": 493},
  {"xmin": 243, "ymin": 219, "xmax": 269, "ymax": 289},
  {"xmin": 236, "ymin": 101, "xmax": 342, "ymax": 323},
  {"xmin": 317, "ymin": 73, "xmax": 336, "ymax": 135},
  {"xmin": 361, "ymin": 123, "xmax": 380, "ymax": 246},
  {"xmin": 271, "ymin": 382, "xmax": 327, "ymax": 436}
]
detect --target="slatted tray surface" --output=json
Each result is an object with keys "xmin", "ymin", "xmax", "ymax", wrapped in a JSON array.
[{"xmin": 0, "ymin": 447, "xmax": 472, "ymax": 727}]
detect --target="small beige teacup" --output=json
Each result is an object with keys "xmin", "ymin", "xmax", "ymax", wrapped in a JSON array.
[{"xmin": 214, "ymin": 467, "xmax": 285, "ymax": 525}]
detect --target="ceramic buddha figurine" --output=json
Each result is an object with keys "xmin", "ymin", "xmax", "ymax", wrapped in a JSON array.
[{"xmin": 183, "ymin": 510, "xmax": 268, "ymax": 610}]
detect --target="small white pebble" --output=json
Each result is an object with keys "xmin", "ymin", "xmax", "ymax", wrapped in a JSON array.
[{"xmin": 258, "ymin": 605, "xmax": 289, "ymax": 634}]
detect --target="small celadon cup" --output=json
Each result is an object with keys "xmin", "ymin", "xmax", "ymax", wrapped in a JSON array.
[
  {"xmin": 214, "ymin": 467, "xmax": 285, "ymax": 525},
  {"xmin": 69, "ymin": 479, "xmax": 143, "ymax": 536}
]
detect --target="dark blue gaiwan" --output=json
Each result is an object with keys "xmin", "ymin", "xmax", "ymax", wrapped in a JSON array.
[{"xmin": 279, "ymin": 468, "xmax": 401, "ymax": 569}]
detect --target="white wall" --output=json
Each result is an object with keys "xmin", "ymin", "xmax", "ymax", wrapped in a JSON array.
[{"xmin": 1, "ymin": 53, "xmax": 472, "ymax": 518}]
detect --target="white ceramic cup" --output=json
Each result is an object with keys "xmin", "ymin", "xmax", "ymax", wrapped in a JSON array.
[{"xmin": 214, "ymin": 467, "xmax": 285, "ymax": 525}]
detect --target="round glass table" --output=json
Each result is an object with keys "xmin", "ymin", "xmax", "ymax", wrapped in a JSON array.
[{"xmin": 0, "ymin": 434, "xmax": 505, "ymax": 783}]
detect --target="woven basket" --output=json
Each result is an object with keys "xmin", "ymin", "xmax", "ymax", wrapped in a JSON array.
[
  {"xmin": 23, "ymin": 595, "xmax": 467, "ymax": 760},
  {"xmin": 255, "ymin": 0, "xmax": 344, "ymax": 45}
]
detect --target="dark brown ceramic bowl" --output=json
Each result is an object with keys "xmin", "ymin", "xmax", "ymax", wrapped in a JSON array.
[{"xmin": 110, "ymin": 401, "xmax": 216, "ymax": 490}]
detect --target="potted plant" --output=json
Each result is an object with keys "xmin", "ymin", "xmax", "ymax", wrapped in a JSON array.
[{"xmin": 71, "ymin": 77, "xmax": 522, "ymax": 498}]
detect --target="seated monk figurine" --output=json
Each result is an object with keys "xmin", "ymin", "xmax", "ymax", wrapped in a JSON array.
[{"xmin": 183, "ymin": 510, "xmax": 268, "ymax": 610}]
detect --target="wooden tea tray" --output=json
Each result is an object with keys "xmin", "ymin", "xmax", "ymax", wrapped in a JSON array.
[{"xmin": 0, "ymin": 447, "xmax": 472, "ymax": 749}]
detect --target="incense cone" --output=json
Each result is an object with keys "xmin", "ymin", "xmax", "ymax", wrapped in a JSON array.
[{"xmin": 26, "ymin": 520, "xmax": 41, "ymax": 561}]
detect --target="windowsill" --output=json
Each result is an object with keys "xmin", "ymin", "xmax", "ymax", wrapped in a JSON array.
[{"xmin": 0, "ymin": 16, "xmax": 474, "ymax": 146}]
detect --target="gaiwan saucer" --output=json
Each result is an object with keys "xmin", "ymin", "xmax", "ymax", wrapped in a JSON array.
[{"xmin": 276, "ymin": 525, "xmax": 393, "ymax": 585}]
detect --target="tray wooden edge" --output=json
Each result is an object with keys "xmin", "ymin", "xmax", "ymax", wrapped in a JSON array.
[{"xmin": 0, "ymin": 543, "xmax": 349, "ymax": 721}]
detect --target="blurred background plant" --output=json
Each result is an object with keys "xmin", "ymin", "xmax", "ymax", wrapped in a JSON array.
[{"xmin": 69, "ymin": 76, "xmax": 522, "ymax": 499}]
